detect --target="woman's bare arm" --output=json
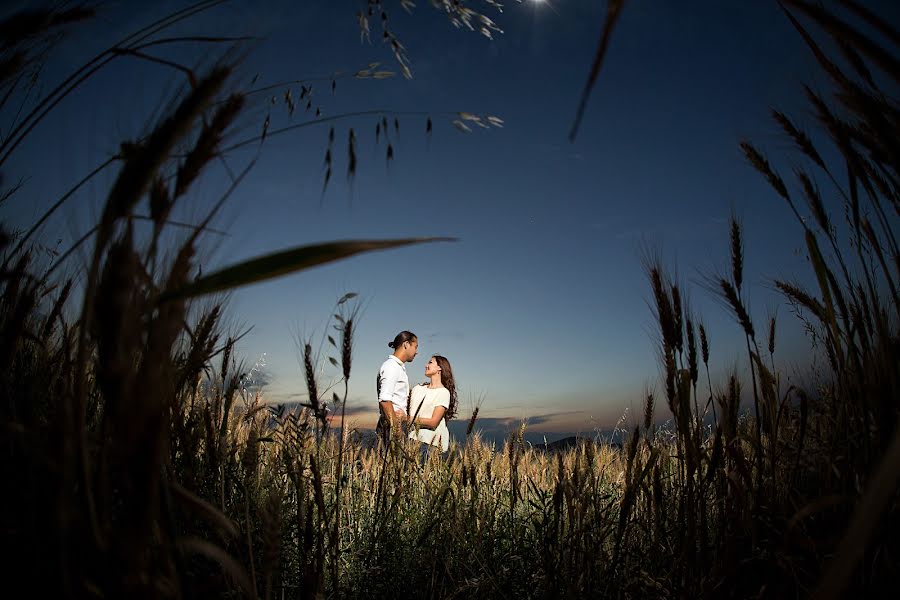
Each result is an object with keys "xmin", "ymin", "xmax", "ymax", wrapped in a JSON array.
[{"xmin": 414, "ymin": 405, "xmax": 446, "ymax": 430}]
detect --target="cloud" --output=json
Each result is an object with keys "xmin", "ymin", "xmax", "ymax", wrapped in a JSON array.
[
  {"xmin": 419, "ymin": 330, "xmax": 466, "ymax": 344},
  {"xmin": 338, "ymin": 403, "xmax": 375, "ymax": 419}
]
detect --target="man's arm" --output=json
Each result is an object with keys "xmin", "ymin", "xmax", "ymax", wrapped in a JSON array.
[
  {"xmin": 377, "ymin": 363, "xmax": 403, "ymax": 431},
  {"xmin": 380, "ymin": 401, "xmax": 410, "ymax": 437},
  {"xmin": 379, "ymin": 401, "xmax": 397, "ymax": 427}
]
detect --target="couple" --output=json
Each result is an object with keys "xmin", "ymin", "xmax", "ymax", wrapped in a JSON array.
[{"xmin": 376, "ymin": 330, "xmax": 457, "ymax": 453}]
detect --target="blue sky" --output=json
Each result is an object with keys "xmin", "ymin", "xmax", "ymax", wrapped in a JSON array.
[{"xmin": 3, "ymin": 1, "xmax": 897, "ymax": 443}]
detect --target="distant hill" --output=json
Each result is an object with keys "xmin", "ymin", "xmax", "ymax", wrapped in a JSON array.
[
  {"xmin": 533, "ymin": 436, "xmax": 623, "ymax": 453},
  {"xmin": 349, "ymin": 428, "xmax": 379, "ymax": 449},
  {"xmin": 340, "ymin": 432, "xmax": 625, "ymax": 454},
  {"xmin": 259, "ymin": 409, "xmax": 629, "ymax": 452}
]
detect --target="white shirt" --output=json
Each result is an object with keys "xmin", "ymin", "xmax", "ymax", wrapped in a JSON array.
[
  {"xmin": 378, "ymin": 355, "xmax": 409, "ymax": 414},
  {"xmin": 408, "ymin": 384, "xmax": 451, "ymax": 452}
]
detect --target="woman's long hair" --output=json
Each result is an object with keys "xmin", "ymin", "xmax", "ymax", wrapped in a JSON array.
[{"xmin": 432, "ymin": 355, "xmax": 457, "ymax": 420}]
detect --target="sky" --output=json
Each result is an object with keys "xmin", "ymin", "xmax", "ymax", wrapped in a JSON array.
[{"xmin": 3, "ymin": 0, "xmax": 898, "ymax": 445}]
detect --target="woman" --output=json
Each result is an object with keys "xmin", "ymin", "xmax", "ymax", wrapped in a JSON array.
[
  {"xmin": 376, "ymin": 330, "xmax": 418, "ymax": 441},
  {"xmin": 408, "ymin": 354, "xmax": 457, "ymax": 453}
]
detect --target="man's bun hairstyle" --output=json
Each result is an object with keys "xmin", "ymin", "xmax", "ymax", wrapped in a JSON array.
[{"xmin": 389, "ymin": 330, "xmax": 416, "ymax": 350}]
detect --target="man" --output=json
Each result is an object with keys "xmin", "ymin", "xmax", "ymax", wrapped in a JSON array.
[{"xmin": 376, "ymin": 330, "xmax": 418, "ymax": 441}]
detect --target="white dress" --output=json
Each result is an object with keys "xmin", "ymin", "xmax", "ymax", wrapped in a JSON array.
[{"xmin": 407, "ymin": 384, "xmax": 451, "ymax": 452}]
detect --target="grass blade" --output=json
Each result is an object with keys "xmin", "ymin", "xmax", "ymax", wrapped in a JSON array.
[
  {"xmin": 160, "ymin": 237, "xmax": 456, "ymax": 301},
  {"xmin": 569, "ymin": 0, "xmax": 626, "ymax": 141}
]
